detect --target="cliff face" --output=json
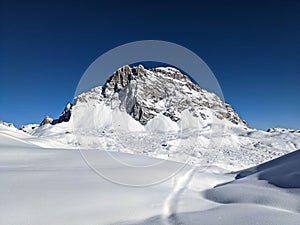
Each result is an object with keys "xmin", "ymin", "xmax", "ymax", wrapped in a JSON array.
[{"xmin": 74, "ymin": 65, "xmax": 247, "ymax": 127}]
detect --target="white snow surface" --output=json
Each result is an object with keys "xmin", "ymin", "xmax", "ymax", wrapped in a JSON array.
[
  {"xmin": 19, "ymin": 123, "xmax": 39, "ymax": 133},
  {"xmin": 0, "ymin": 126, "xmax": 299, "ymax": 225},
  {"xmin": 29, "ymin": 113, "xmax": 300, "ymax": 170}
]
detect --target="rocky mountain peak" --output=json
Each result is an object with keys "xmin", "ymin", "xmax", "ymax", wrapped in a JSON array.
[
  {"xmin": 103, "ymin": 65, "xmax": 201, "ymax": 97},
  {"xmin": 40, "ymin": 115, "xmax": 53, "ymax": 126},
  {"xmin": 0, "ymin": 121, "xmax": 15, "ymax": 128},
  {"xmin": 74, "ymin": 65, "xmax": 248, "ymax": 127},
  {"xmin": 38, "ymin": 103, "xmax": 73, "ymax": 128}
]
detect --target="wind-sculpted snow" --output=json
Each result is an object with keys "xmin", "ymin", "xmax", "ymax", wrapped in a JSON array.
[
  {"xmin": 126, "ymin": 150, "xmax": 300, "ymax": 225},
  {"xmin": 200, "ymin": 149, "xmax": 300, "ymax": 225},
  {"xmin": 1, "ymin": 122, "xmax": 300, "ymax": 225},
  {"xmin": 236, "ymin": 149, "xmax": 300, "ymax": 188}
]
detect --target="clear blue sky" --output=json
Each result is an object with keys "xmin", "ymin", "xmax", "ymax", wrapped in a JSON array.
[{"xmin": 0, "ymin": 0, "xmax": 299, "ymax": 130}]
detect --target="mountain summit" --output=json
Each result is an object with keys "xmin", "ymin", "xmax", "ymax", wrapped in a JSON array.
[{"xmin": 73, "ymin": 65, "xmax": 247, "ymax": 130}]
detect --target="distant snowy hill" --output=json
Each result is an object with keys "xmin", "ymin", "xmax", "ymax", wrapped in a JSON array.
[
  {"xmin": 0, "ymin": 121, "xmax": 15, "ymax": 128},
  {"xmin": 0, "ymin": 122, "xmax": 73, "ymax": 149},
  {"xmin": 267, "ymin": 127, "xmax": 300, "ymax": 133}
]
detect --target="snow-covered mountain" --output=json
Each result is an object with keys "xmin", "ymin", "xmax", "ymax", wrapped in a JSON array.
[
  {"xmin": 36, "ymin": 65, "xmax": 247, "ymax": 131},
  {"xmin": 74, "ymin": 65, "xmax": 247, "ymax": 129},
  {"xmin": 1, "ymin": 65, "xmax": 300, "ymax": 225},
  {"xmin": 19, "ymin": 65, "xmax": 300, "ymax": 169}
]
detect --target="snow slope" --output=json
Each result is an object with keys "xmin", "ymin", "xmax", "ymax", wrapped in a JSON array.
[
  {"xmin": 236, "ymin": 148, "xmax": 300, "ymax": 188},
  {"xmin": 29, "ymin": 119, "xmax": 300, "ymax": 170},
  {"xmin": 0, "ymin": 126, "xmax": 232, "ymax": 225},
  {"xmin": 127, "ymin": 149, "xmax": 300, "ymax": 225},
  {"xmin": 199, "ymin": 149, "xmax": 300, "ymax": 225},
  {"xmin": 0, "ymin": 124, "xmax": 73, "ymax": 149},
  {"xmin": 1, "ymin": 129, "xmax": 299, "ymax": 225}
]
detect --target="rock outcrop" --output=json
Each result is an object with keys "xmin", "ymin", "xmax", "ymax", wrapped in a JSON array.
[{"xmin": 74, "ymin": 65, "xmax": 248, "ymax": 127}]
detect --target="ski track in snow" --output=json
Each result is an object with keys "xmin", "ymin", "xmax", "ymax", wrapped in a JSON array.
[{"xmin": 162, "ymin": 167, "xmax": 197, "ymax": 225}]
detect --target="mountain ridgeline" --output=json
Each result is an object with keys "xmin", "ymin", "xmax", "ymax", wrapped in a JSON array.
[{"xmin": 40, "ymin": 65, "xmax": 248, "ymax": 129}]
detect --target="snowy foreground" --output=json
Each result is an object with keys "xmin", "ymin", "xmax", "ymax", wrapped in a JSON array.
[{"xmin": 1, "ymin": 125, "xmax": 300, "ymax": 225}]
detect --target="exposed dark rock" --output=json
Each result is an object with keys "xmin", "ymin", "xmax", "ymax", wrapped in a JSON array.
[
  {"xmin": 40, "ymin": 115, "xmax": 53, "ymax": 126},
  {"xmin": 40, "ymin": 103, "xmax": 72, "ymax": 126},
  {"xmin": 69, "ymin": 65, "xmax": 248, "ymax": 127}
]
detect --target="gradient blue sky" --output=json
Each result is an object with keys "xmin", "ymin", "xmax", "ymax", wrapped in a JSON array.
[{"xmin": 0, "ymin": 0, "xmax": 299, "ymax": 129}]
